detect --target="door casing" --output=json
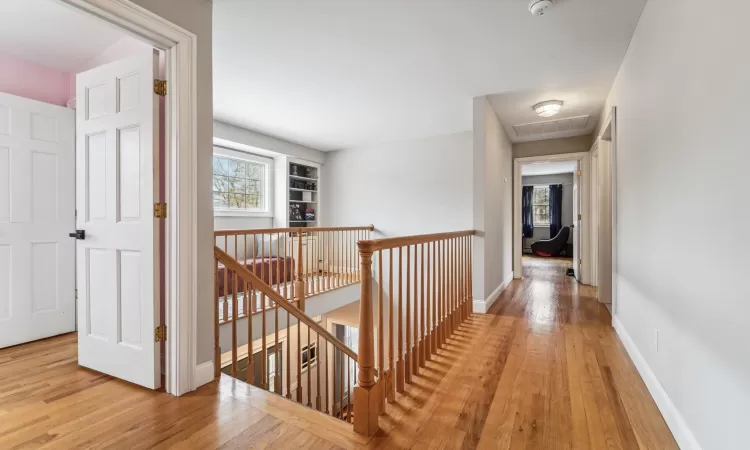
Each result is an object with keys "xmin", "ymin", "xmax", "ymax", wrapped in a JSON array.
[{"xmin": 60, "ymin": 0, "xmax": 199, "ymax": 396}]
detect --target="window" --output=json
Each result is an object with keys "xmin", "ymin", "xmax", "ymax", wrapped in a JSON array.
[
  {"xmin": 532, "ymin": 186, "xmax": 550, "ymax": 226},
  {"xmin": 343, "ymin": 325, "xmax": 359, "ymax": 353},
  {"xmin": 212, "ymin": 147, "xmax": 272, "ymax": 215},
  {"xmin": 301, "ymin": 342, "xmax": 317, "ymax": 372}
]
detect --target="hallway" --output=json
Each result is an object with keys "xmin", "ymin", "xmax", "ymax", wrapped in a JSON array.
[
  {"xmin": 0, "ymin": 259, "xmax": 676, "ymax": 449},
  {"xmin": 368, "ymin": 257, "xmax": 677, "ymax": 449}
]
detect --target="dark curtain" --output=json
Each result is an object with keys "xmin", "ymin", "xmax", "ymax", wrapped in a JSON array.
[
  {"xmin": 522, "ymin": 186, "xmax": 534, "ymax": 238},
  {"xmin": 549, "ymin": 184, "xmax": 563, "ymax": 238}
]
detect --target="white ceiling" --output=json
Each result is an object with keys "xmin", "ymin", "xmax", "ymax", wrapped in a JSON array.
[
  {"xmin": 213, "ymin": 0, "xmax": 647, "ymax": 151},
  {"xmin": 0, "ymin": 0, "xmax": 127, "ymax": 72},
  {"xmin": 522, "ymin": 160, "xmax": 577, "ymax": 176},
  {"xmin": 488, "ymin": 85, "xmax": 606, "ymax": 143}
]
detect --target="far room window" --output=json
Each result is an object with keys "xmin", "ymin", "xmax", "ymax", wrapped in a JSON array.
[
  {"xmin": 532, "ymin": 186, "xmax": 550, "ymax": 226},
  {"xmin": 301, "ymin": 342, "xmax": 317, "ymax": 372},
  {"xmin": 212, "ymin": 147, "xmax": 272, "ymax": 216}
]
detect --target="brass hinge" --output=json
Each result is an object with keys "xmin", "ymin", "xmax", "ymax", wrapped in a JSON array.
[
  {"xmin": 577, "ymin": 169, "xmax": 582, "ymax": 177},
  {"xmin": 578, "ymin": 259, "xmax": 582, "ymax": 266},
  {"xmin": 578, "ymin": 214, "xmax": 582, "ymax": 221},
  {"xmin": 154, "ymin": 202, "xmax": 167, "ymax": 219},
  {"xmin": 153, "ymin": 79, "xmax": 167, "ymax": 97},
  {"xmin": 155, "ymin": 324, "xmax": 167, "ymax": 342}
]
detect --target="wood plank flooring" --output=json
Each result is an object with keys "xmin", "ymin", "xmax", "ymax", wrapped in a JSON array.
[{"xmin": 0, "ymin": 258, "xmax": 676, "ymax": 449}]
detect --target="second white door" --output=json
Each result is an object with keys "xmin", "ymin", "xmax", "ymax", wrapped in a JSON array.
[{"xmin": 0, "ymin": 93, "xmax": 75, "ymax": 348}]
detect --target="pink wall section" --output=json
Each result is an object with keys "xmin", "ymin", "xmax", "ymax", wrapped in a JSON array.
[
  {"xmin": 0, "ymin": 53, "xmax": 71, "ymax": 106},
  {"xmin": 68, "ymin": 37, "xmax": 153, "ymax": 104},
  {"xmin": 1, "ymin": 37, "xmax": 150, "ymax": 108}
]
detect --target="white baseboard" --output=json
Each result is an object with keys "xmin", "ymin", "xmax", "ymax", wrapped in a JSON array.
[
  {"xmin": 194, "ymin": 361, "xmax": 215, "ymax": 389},
  {"xmin": 473, "ymin": 271, "xmax": 513, "ymax": 314},
  {"xmin": 613, "ymin": 316, "xmax": 701, "ymax": 450}
]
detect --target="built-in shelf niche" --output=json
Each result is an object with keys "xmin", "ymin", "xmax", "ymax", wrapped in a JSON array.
[{"xmin": 288, "ymin": 161, "xmax": 319, "ymax": 228}]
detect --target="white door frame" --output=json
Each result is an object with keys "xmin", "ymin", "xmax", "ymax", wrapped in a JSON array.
[
  {"xmin": 598, "ymin": 107, "xmax": 618, "ymax": 317},
  {"xmin": 513, "ymin": 152, "xmax": 591, "ymax": 284},
  {"xmin": 60, "ymin": 0, "xmax": 199, "ymax": 395},
  {"xmin": 589, "ymin": 140, "xmax": 600, "ymax": 287}
]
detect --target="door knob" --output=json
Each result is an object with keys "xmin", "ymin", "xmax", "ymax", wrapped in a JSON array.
[{"xmin": 69, "ymin": 230, "xmax": 86, "ymax": 240}]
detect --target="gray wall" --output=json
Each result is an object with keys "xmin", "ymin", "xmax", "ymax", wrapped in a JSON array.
[
  {"xmin": 214, "ymin": 120, "xmax": 326, "ymax": 165},
  {"xmin": 473, "ymin": 97, "xmax": 514, "ymax": 303},
  {"xmin": 521, "ymin": 173, "xmax": 574, "ymax": 246},
  {"xmin": 513, "ymin": 135, "xmax": 592, "ymax": 159},
  {"xmin": 597, "ymin": 0, "xmax": 750, "ymax": 448},
  {"xmin": 129, "ymin": 0, "xmax": 215, "ymax": 366},
  {"xmin": 214, "ymin": 216, "xmax": 272, "ymax": 230},
  {"xmin": 322, "ymin": 131, "xmax": 473, "ymax": 237}
]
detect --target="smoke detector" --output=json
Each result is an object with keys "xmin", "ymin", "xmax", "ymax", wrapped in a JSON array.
[{"xmin": 528, "ymin": 0, "xmax": 553, "ymax": 16}]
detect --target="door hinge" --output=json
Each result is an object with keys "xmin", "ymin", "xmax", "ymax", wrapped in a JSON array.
[
  {"xmin": 578, "ymin": 214, "xmax": 582, "ymax": 221},
  {"xmin": 578, "ymin": 258, "xmax": 582, "ymax": 266},
  {"xmin": 153, "ymin": 79, "xmax": 167, "ymax": 97},
  {"xmin": 75, "ymin": 288, "xmax": 78, "ymax": 300},
  {"xmin": 155, "ymin": 324, "xmax": 167, "ymax": 342},
  {"xmin": 577, "ymin": 169, "xmax": 582, "ymax": 177},
  {"xmin": 154, "ymin": 202, "xmax": 167, "ymax": 219}
]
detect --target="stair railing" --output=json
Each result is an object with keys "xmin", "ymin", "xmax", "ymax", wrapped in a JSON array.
[
  {"xmin": 353, "ymin": 230, "xmax": 475, "ymax": 435},
  {"xmin": 214, "ymin": 225, "xmax": 373, "ymax": 323},
  {"xmin": 214, "ymin": 246, "xmax": 359, "ymax": 422}
]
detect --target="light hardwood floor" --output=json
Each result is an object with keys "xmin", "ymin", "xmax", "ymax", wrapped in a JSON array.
[{"xmin": 0, "ymin": 258, "xmax": 675, "ymax": 449}]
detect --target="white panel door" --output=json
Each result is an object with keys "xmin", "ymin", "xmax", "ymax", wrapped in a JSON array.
[
  {"xmin": 0, "ymin": 93, "xmax": 75, "ymax": 348},
  {"xmin": 76, "ymin": 51, "xmax": 161, "ymax": 389}
]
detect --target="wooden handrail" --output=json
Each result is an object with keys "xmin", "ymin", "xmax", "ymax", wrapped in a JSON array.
[
  {"xmin": 358, "ymin": 230, "xmax": 475, "ymax": 252},
  {"xmin": 214, "ymin": 246, "xmax": 358, "ymax": 361},
  {"xmin": 215, "ymin": 225, "xmax": 375, "ymax": 237}
]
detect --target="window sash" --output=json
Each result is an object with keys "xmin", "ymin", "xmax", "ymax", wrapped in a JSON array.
[
  {"xmin": 532, "ymin": 186, "xmax": 550, "ymax": 226},
  {"xmin": 301, "ymin": 343, "xmax": 318, "ymax": 371},
  {"xmin": 212, "ymin": 152, "xmax": 269, "ymax": 213}
]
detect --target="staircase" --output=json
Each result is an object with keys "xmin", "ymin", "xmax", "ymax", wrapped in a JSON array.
[{"xmin": 213, "ymin": 226, "xmax": 475, "ymax": 436}]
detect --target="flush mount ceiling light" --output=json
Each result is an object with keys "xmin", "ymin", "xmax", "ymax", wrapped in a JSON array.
[{"xmin": 533, "ymin": 100, "xmax": 563, "ymax": 117}]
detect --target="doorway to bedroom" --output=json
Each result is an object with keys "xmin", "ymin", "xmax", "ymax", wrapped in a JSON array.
[
  {"xmin": 513, "ymin": 152, "xmax": 591, "ymax": 285},
  {"xmin": 521, "ymin": 161, "xmax": 577, "ymax": 263},
  {"xmin": 0, "ymin": 0, "xmax": 170, "ymax": 391}
]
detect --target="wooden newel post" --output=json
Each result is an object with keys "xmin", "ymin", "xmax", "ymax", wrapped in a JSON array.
[
  {"xmin": 293, "ymin": 230, "xmax": 306, "ymax": 311},
  {"xmin": 354, "ymin": 246, "xmax": 380, "ymax": 436}
]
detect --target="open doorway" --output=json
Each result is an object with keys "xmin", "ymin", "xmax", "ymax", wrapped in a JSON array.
[
  {"xmin": 590, "ymin": 108, "xmax": 617, "ymax": 316},
  {"xmin": 0, "ymin": 0, "xmax": 188, "ymax": 392},
  {"xmin": 513, "ymin": 152, "xmax": 591, "ymax": 283},
  {"xmin": 519, "ymin": 161, "xmax": 577, "ymax": 264}
]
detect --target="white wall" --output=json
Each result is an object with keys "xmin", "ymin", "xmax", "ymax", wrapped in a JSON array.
[
  {"xmin": 129, "ymin": 0, "xmax": 214, "ymax": 366},
  {"xmin": 472, "ymin": 97, "xmax": 513, "ymax": 308},
  {"xmin": 522, "ymin": 173, "xmax": 574, "ymax": 245},
  {"xmin": 214, "ymin": 216, "xmax": 273, "ymax": 230},
  {"xmin": 322, "ymin": 131, "xmax": 473, "ymax": 236},
  {"xmin": 214, "ymin": 120, "xmax": 325, "ymax": 165},
  {"xmin": 599, "ymin": 0, "xmax": 750, "ymax": 448},
  {"xmin": 512, "ymin": 135, "xmax": 591, "ymax": 159},
  {"xmin": 322, "ymin": 132, "xmax": 473, "ymax": 330}
]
